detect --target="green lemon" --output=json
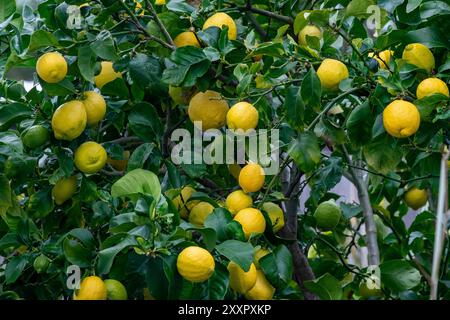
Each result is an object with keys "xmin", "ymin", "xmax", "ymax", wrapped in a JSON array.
[
  {"xmin": 104, "ymin": 279, "xmax": 128, "ymax": 300},
  {"xmin": 21, "ymin": 125, "xmax": 50, "ymax": 149},
  {"xmin": 33, "ymin": 254, "xmax": 51, "ymax": 274},
  {"xmin": 313, "ymin": 200, "xmax": 342, "ymax": 231}
]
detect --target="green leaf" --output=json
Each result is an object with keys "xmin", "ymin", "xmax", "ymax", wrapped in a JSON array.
[
  {"xmin": 208, "ymin": 263, "xmax": 229, "ymax": 300},
  {"xmin": 363, "ymin": 135, "xmax": 402, "ymax": 174},
  {"xmin": 100, "ymin": 78, "xmax": 129, "ymax": 98},
  {"xmin": 90, "ymin": 30, "xmax": 118, "ymax": 61},
  {"xmin": 204, "ymin": 207, "xmax": 233, "ymax": 242},
  {"xmin": 301, "ymin": 68, "xmax": 321, "ymax": 109},
  {"xmin": 215, "ymin": 240, "xmax": 254, "ymax": 272},
  {"xmin": 128, "ymin": 102, "xmax": 163, "ymax": 142},
  {"xmin": 284, "ymin": 86, "xmax": 304, "ymax": 130},
  {"xmin": 63, "ymin": 237, "xmax": 92, "ymax": 268},
  {"xmin": 40, "ymin": 78, "xmax": 76, "ymax": 96},
  {"xmin": 346, "ymin": 101, "xmax": 374, "ymax": 146},
  {"xmin": 420, "ymin": 1, "xmax": 450, "ymax": 19},
  {"xmin": 78, "ymin": 45, "xmax": 96, "ymax": 82},
  {"xmin": 80, "ymin": 177, "xmax": 98, "ymax": 202},
  {"xmin": 129, "ymin": 54, "xmax": 163, "ymax": 90},
  {"xmin": 111, "ymin": 168, "xmax": 161, "ymax": 202},
  {"xmin": 27, "ymin": 189, "xmax": 54, "ymax": 218},
  {"xmin": 405, "ymin": 26, "xmax": 450, "ymax": 49},
  {"xmin": 252, "ymin": 42, "xmax": 285, "ymax": 58},
  {"xmin": 345, "ymin": 0, "xmax": 377, "ymax": 19},
  {"xmin": 127, "ymin": 143, "xmax": 155, "ymax": 171},
  {"xmin": 288, "ymin": 132, "xmax": 321, "ymax": 172},
  {"xmin": 0, "ymin": 103, "xmax": 32, "ymax": 130},
  {"xmin": 310, "ymin": 157, "xmax": 343, "ymax": 201},
  {"xmin": 0, "ymin": 131, "xmax": 23, "ymax": 155},
  {"xmin": 166, "ymin": 0, "xmax": 195, "ymax": 14},
  {"xmin": 406, "ymin": 0, "xmax": 422, "ymax": 13},
  {"xmin": 97, "ymin": 235, "xmax": 138, "ymax": 274},
  {"xmin": 0, "ymin": 0, "xmax": 16, "ymax": 24},
  {"xmin": 28, "ymin": 30, "xmax": 60, "ymax": 52},
  {"xmin": 5, "ymin": 255, "xmax": 28, "ymax": 284},
  {"xmin": 259, "ymin": 245, "xmax": 293, "ymax": 289},
  {"xmin": 304, "ymin": 273, "xmax": 343, "ymax": 300},
  {"xmin": 380, "ymin": 260, "xmax": 421, "ymax": 292}
]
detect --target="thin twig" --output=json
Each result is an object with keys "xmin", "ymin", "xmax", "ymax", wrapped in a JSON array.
[{"xmin": 144, "ymin": 0, "xmax": 175, "ymax": 47}]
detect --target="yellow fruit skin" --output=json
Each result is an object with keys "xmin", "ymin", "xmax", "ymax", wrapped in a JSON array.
[
  {"xmin": 74, "ymin": 141, "xmax": 107, "ymax": 174},
  {"xmin": 226, "ymin": 102, "xmax": 259, "ymax": 132},
  {"xmin": 402, "ymin": 43, "xmax": 435, "ymax": 73},
  {"xmin": 177, "ymin": 246, "xmax": 215, "ymax": 282},
  {"xmin": 95, "ymin": 61, "xmax": 122, "ymax": 89},
  {"xmin": 298, "ymin": 25, "xmax": 322, "ymax": 46},
  {"xmin": 189, "ymin": 202, "xmax": 215, "ymax": 226},
  {"xmin": 155, "ymin": 0, "xmax": 166, "ymax": 4},
  {"xmin": 233, "ymin": 208, "xmax": 266, "ymax": 239},
  {"xmin": 173, "ymin": 186, "xmax": 198, "ymax": 219},
  {"xmin": 228, "ymin": 262, "xmax": 257, "ymax": 294},
  {"xmin": 238, "ymin": 163, "xmax": 265, "ymax": 193},
  {"xmin": 174, "ymin": 31, "xmax": 200, "ymax": 48},
  {"xmin": 383, "ymin": 100, "xmax": 420, "ymax": 138},
  {"xmin": 404, "ymin": 187, "xmax": 428, "ymax": 210},
  {"xmin": 51, "ymin": 100, "xmax": 87, "ymax": 141},
  {"xmin": 52, "ymin": 176, "xmax": 77, "ymax": 205},
  {"xmin": 203, "ymin": 12, "xmax": 237, "ymax": 40},
  {"xmin": 81, "ymin": 91, "xmax": 106, "ymax": 126},
  {"xmin": 107, "ymin": 151, "xmax": 130, "ymax": 172},
  {"xmin": 416, "ymin": 78, "xmax": 449, "ymax": 100},
  {"xmin": 226, "ymin": 190, "xmax": 253, "ymax": 216},
  {"xmin": 262, "ymin": 202, "xmax": 285, "ymax": 233},
  {"xmin": 36, "ymin": 52, "xmax": 67, "ymax": 83},
  {"xmin": 317, "ymin": 58, "xmax": 349, "ymax": 91},
  {"xmin": 74, "ymin": 276, "xmax": 107, "ymax": 300},
  {"xmin": 369, "ymin": 50, "xmax": 393, "ymax": 69},
  {"xmin": 244, "ymin": 270, "xmax": 275, "ymax": 300},
  {"xmin": 188, "ymin": 90, "xmax": 229, "ymax": 130},
  {"xmin": 254, "ymin": 248, "xmax": 270, "ymax": 269}
]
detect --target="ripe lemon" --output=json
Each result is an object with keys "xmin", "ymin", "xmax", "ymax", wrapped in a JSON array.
[
  {"xmin": 317, "ymin": 58, "xmax": 349, "ymax": 91},
  {"xmin": 33, "ymin": 254, "xmax": 50, "ymax": 274},
  {"xmin": 104, "ymin": 279, "xmax": 128, "ymax": 300},
  {"xmin": 313, "ymin": 199, "xmax": 342, "ymax": 231},
  {"xmin": 233, "ymin": 208, "xmax": 266, "ymax": 239},
  {"xmin": 402, "ymin": 43, "xmax": 435, "ymax": 73},
  {"xmin": 228, "ymin": 163, "xmax": 242, "ymax": 180},
  {"xmin": 94, "ymin": 61, "xmax": 122, "ymax": 89},
  {"xmin": 228, "ymin": 262, "xmax": 257, "ymax": 294},
  {"xmin": 36, "ymin": 52, "xmax": 68, "ymax": 83},
  {"xmin": 226, "ymin": 102, "xmax": 259, "ymax": 132},
  {"xmin": 253, "ymin": 248, "xmax": 270, "ymax": 269},
  {"xmin": 404, "ymin": 187, "xmax": 428, "ymax": 210},
  {"xmin": 107, "ymin": 150, "xmax": 130, "ymax": 172},
  {"xmin": 155, "ymin": 0, "xmax": 166, "ymax": 4},
  {"xmin": 172, "ymin": 186, "xmax": 199, "ymax": 219},
  {"xmin": 174, "ymin": 31, "xmax": 200, "ymax": 48},
  {"xmin": 244, "ymin": 270, "xmax": 275, "ymax": 300},
  {"xmin": 298, "ymin": 25, "xmax": 322, "ymax": 46},
  {"xmin": 81, "ymin": 91, "xmax": 107, "ymax": 126},
  {"xmin": 74, "ymin": 276, "xmax": 107, "ymax": 300},
  {"xmin": 188, "ymin": 90, "xmax": 229, "ymax": 130},
  {"xmin": 368, "ymin": 50, "xmax": 393, "ymax": 69},
  {"xmin": 189, "ymin": 201, "xmax": 215, "ymax": 226},
  {"xmin": 176, "ymin": 246, "xmax": 215, "ymax": 282},
  {"xmin": 21, "ymin": 125, "xmax": 49, "ymax": 149},
  {"xmin": 52, "ymin": 176, "xmax": 77, "ymax": 205},
  {"xmin": 51, "ymin": 100, "xmax": 87, "ymax": 141},
  {"xmin": 261, "ymin": 202, "xmax": 285, "ymax": 232},
  {"xmin": 226, "ymin": 190, "xmax": 253, "ymax": 216},
  {"xmin": 74, "ymin": 141, "xmax": 107, "ymax": 174},
  {"xmin": 383, "ymin": 100, "xmax": 420, "ymax": 138},
  {"xmin": 238, "ymin": 163, "xmax": 265, "ymax": 193},
  {"xmin": 416, "ymin": 78, "xmax": 449, "ymax": 100},
  {"xmin": 203, "ymin": 12, "xmax": 237, "ymax": 40}
]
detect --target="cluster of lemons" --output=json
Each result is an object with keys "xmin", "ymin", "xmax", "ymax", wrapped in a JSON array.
[{"xmin": 73, "ymin": 276, "xmax": 128, "ymax": 300}]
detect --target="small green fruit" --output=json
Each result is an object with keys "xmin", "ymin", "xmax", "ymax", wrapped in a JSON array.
[
  {"xmin": 313, "ymin": 200, "xmax": 342, "ymax": 231},
  {"xmin": 33, "ymin": 254, "xmax": 51, "ymax": 274}
]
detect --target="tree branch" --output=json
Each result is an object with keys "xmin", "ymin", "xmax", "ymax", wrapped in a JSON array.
[{"xmin": 144, "ymin": 0, "xmax": 175, "ymax": 47}]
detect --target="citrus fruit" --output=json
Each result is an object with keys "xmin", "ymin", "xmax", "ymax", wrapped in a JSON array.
[
  {"xmin": 253, "ymin": 248, "xmax": 270, "ymax": 269},
  {"xmin": 176, "ymin": 246, "xmax": 215, "ymax": 282},
  {"xmin": 33, "ymin": 254, "xmax": 50, "ymax": 274},
  {"xmin": 368, "ymin": 50, "xmax": 393, "ymax": 69},
  {"xmin": 225, "ymin": 190, "xmax": 253, "ymax": 216},
  {"xmin": 188, "ymin": 202, "xmax": 215, "ymax": 227},
  {"xmin": 155, "ymin": 0, "xmax": 166, "ymax": 4},
  {"xmin": 36, "ymin": 52, "xmax": 67, "ymax": 83},
  {"xmin": 313, "ymin": 199, "xmax": 342, "ymax": 231},
  {"xmin": 233, "ymin": 208, "xmax": 266, "ymax": 239},
  {"xmin": 168, "ymin": 85, "xmax": 195, "ymax": 105},
  {"xmin": 416, "ymin": 78, "xmax": 449, "ymax": 100},
  {"xmin": 107, "ymin": 150, "xmax": 130, "ymax": 172},
  {"xmin": 80, "ymin": 91, "xmax": 107, "ymax": 126},
  {"xmin": 51, "ymin": 100, "xmax": 87, "ymax": 141},
  {"xmin": 244, "ymin": 270, "xmax": 275, "ymax": 300},
  {"xmin": 238, "ymin": 163, "xmax": 265, "ymax": 193},
  {"xmin": 228, "ymin": 163, "xmax": 242, "ymax": 180},
  {"xmin": 203, "ymin": 12, "xmax": 237, "ymax": 40},
  {"xmin": 104, "ymin": 279, "xmax": 128, "ymax": 300},
  {"xmin": 226, "ymin": 102, "xmax": 259, "ymax": 132},
  {"xmin": 298, "ymin": 25, "xmax": 322, "ymax": 46},
  {"xmin": 172, "ymin": 186, "xmax": 199, "ymax": 219},
  {"xmin": 261, "ymin": 202, "xmax": 285, "ymax": 232},
  {"xmin": 94, "ymin": 61, "xmax": 122, "ymax": 89},
  {"xmin": 228, "ymin": 262, "xmax": 257, "ymax": 294},
  {"xmin": 383, "ymin": 100, "xmax": 420, "ymax": 138},
  {"xmin": 404, "ymin": 187, "xmax": 428, "ymax": 210},
  {"xmin": 402, "ymin": 43, "xmax": 435, "ymax": 73},
  {"xmin": 52, "ymin": 176, "xmax": 77, "ymax": 205},
  {"xmin": 74, "ymin": 276, "xmax": 107, "ymax": 300},
  {"xmin": 21, "ymin": 125, "xmax": 49, "ymax": 149},
  {"xmin": 174, "ymin": 31, "xmax": 200, "ymax": 48},
  {"xmin": 74, "ymin": 141, "xmax": 107, "ymax": 174},
  {"xmin": 359, "ymin": 275, "xmax": 382, "ymax": 298},
  {"xmin": 317, "ymin": 58, "xmax": 349, "ymax": 91},
  {"xmin": 188, "ymin": 90, "xmax": 229, "ymax": 130}
]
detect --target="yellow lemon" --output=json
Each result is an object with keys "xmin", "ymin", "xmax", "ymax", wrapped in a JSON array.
[
  {"xmin": 104, "ymin": 279, "xmax": 128, "ymax": 300},
  {"xmin": 233, "ymin": 208, "xmax": 266, "ymax": 239},
  {"xmin": 188, "ymin": 90, "xmax": 229, "ymax": 130},
  {"xmin": 402, "ymin": 43, "xmax": 435, "ymax": 73},
  {"xmin": 172, "ymin": 186, "xmax": 199, "ymax": 219},
  {"xmin": 244, "ymin": 270, "xmax": 275, "ymax": 300},
  {"xmin": 228, "ymin": 262, "xmax": 257, "ymax": 294},
  {"xmin": 74, "ymin": 276, "xmax": 107, "ymax": 300},
  {"xmin": 404, "ymin": 187, "xmax": 428, "ymax": 210},
  {"xmin": 36, "ymin": 52, "xmax": 68, "ymax": 83},
  {"xmin": 383, "ymin": 100, "xmax": 420, "ymax": 138},
  {"xmin": 189, "ymin": 202, "xmax": 215, "ymax": 226},
  {"xmin": 226, "ymin": 102, "xmax": 259, "ymax": 132},
  {"xmin": 52, "ymin": 176, "xmax": 77, "ymax": 205},
  {"xmin": 80, "ymin": 91, "xmax": 106, "ymax": 126},
  {"xmin": 298, "ymin": 25, "xmax": 322, "ymax": 46},
  {"xmin": 94, "ymin": 61, "xmax": 122, "ymax": 89},
  {"xmin": 174, "ymin": 31, "xmax": 200, "ymax": 48},
  {"xmin": 155, "ymin": 0, "xmax": 166, "ymax": 4},
  {"xmin": 177, "ymin": 246, "xmax": 215, "ymax": 282},
  {"xmin": 228, "ymin": 163, "xmax": 242, "ymax": 180},
  {"xmin": 203, "ymin": 12, "xmax": 237, "ymax": 40},
  {"xmin": 416, "ymin": 78, "xmax": 449, "ymax": 100},
  {"xmin": 261, "ymin": 202, "xmax": 285, "ymax": 233},
  {"xmin": 317, "ymin": 58, "xmax": 349, "ymax": 91},
  {"xmin": 226, "ymin": 190, "xmax": 253, "ymax": 216},
  {"xmin": 238, "ymin": 163, "xmax": 265, "ymax": 193},
  {"xmin": 369, "ymin": 50, "xmax": 393, "ymax": 69},
  {"xmin": 74, "ymin": 141, "xmax": 107, "ymax": 174},
  {"xmin": 51, "ymin": 100, "xmax": 87, "ymax": 141},
  {"xmin": 253, "ymin": 248, "xmax": 270, "ymax": 269},
  {"xmin": 107, "ymin": 150, "xmax": 130, "ymax": 172}
]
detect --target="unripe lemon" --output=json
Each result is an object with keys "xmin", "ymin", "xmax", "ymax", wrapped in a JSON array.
[
  {"xmin": 74, "ymin": 276, "xmax": 107, "ymax": 300},
  {"xmin": 313, "ymin": 199, "xmax": 342, "ymax": 231},
  {"xmin": 203, "ymin": 12, "xmax": 237, "ymax": 40},
  {"xmin": 51, "ymin": 100, "xmax": 87, "ymax": 141},
  {"xmin": 226, "ymin": 102, "xmax": 259, "ymax": 132},
  {"xmin": 244, "ymin": 270, "xmax": 275, "ymax": 300},
  {"xmin": 226, "ymin": 190, "xmax": 253, "ymax": 216},
  {"xmin": 317, "ymin": 58, "xmax": 349, "ymax": 91},
  {"xmin": 172, "ymin": 186, "xmax": 199, "ymax": 219},
  {"xmin": 253, "ymin": 248, "xmax": 270, "ymax": 269},
  {"xmin": 36, "ymin": 52, "xmax": 67, "ymax": 83},
  {"xmin": 94, "ymin": 61, "xmax": 122, "ymax": 89},
  {"xmin": 168, "ymin": 85, "xmax": 196, "ymax": 105},
  {"xmin": 21, "ymin": 125, "xmax": 49, "ymax": 149},
  {"xmin": 238, "ymin": 163, "xmax": 265, "ymax": 193},
  {"xmin": 416, "ymin": 78, "xmax": 449, "ymax": 100},
  {"xmin": 189, "ymin": 201, "xmax": 215, "ymax": 227},
  {"xmin": 33, "ymin": 254, "xmax": 51, "ymax": 274},
  {"xmin": 188, "ymin": 90, "xmax": 229, "ymax": 130},
  {"xmin": 228, "ymin": 163, "xmax": 242, "ymax": 180},
  {"xmin": 107, "ymin": 151, "xmax": 130, "ymax": 172},
  {"xmin": 52, "ymin": 176, "xmax": 77, "ymax": 205},
  {"xmin": 174, "ymin": 31, "xmax": 200, "ymax": 48},
  {"xmin": 368, "ymin": 50, "xmax": 393, "ymax": 69},
  {"xmin": 74, "ymin": 141, "xmax": 107, "ymax": 174},
  {"xmin": 298, "ymin": 25, "xmax": 322, "ymax": 46},
  {"xmin": 383, "ymin": 100, "xmax": 420, "ymax": 138},
  {"xmin": 81, "ymin": 91, "xmax": 107, "ymax": 126},
  {"xmin": 404, "ymin": 187, "xmax": 428, "ymax": 210},
  {"xmin": 261, "ymin": 202, "xmax": 285, "ymax": 232},
  {"xmin": 402, "ymin": 43, "xmax": 435, "ymax": 73},
  {"xmin": 233, "ymin": 208, "xmax": 266, "ymax": 239},
  {"xmin": 228, "ymin": 262, "xmax": 257, "ymax": 294},
  {"xmin": 176, "ymin": 246, "xmax": 215, "ymax": 282},
  {"xmin": 104, "ymin": 279, "xmax": 128, "ymax": 300}
]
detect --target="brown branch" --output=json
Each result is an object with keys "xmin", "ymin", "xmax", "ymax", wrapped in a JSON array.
[{"xmin": 144, "ymin": 0, "xmax": 175, "ymax": 47}]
